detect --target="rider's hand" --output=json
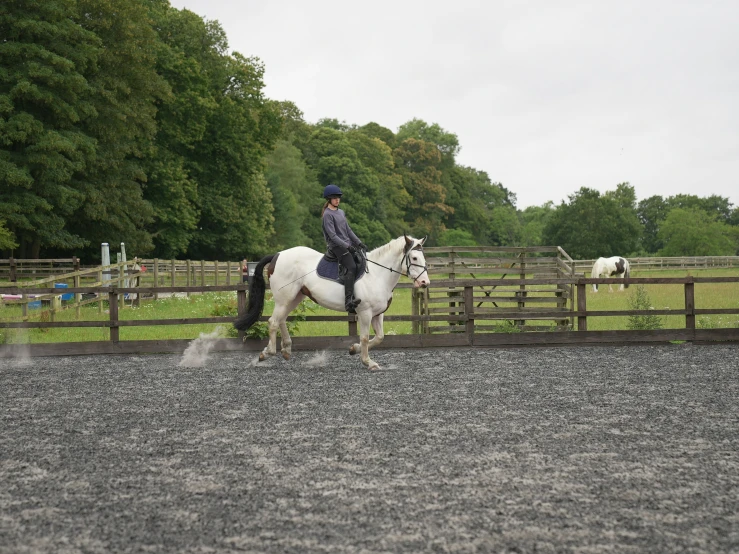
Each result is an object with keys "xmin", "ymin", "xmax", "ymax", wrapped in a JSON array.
[
  {"xmin": 358, "ymin": 242, "xmax": 367, "ymax": 251},
  {"xmin": 348, "ymin": 244, "xmax": 357, "ymax": 254}
]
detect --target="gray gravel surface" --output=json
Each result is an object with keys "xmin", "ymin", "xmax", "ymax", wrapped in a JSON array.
[{"xmin": 1, "ymin": 344, "xmax": 738, "ymax": 553}]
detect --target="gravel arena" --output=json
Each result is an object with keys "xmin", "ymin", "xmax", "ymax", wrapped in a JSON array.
[{"xmin": 1, "ymin": 343, "xmax": 738, "ymax": 553}]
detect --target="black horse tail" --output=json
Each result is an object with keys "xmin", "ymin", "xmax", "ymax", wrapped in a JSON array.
[{"xmin": 233, "ymin": 255, "xmax": 274, "ymax": 332}]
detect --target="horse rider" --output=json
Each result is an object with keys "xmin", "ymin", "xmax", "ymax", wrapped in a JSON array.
[{"xmin": 321, "ymin": 184, "xmax": 367, "ymax": 313}]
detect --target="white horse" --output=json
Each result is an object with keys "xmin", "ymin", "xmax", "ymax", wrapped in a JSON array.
[
  {"xmin": 234, "ymin": 235, "xmax": 430, "ymax": 370},
  {"xmin": 591, "ymin": 256, "xmax": 631, "ymax": 292}
]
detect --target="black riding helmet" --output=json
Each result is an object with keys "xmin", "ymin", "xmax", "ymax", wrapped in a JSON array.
[{"xmin": 323, "ymin": 184, "xmax": 342, "ymax": 199}]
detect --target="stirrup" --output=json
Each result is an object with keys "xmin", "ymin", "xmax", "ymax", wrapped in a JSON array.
[{"xmin": 345, "ymin": 297, "xmax": 361, "ymax": 313}]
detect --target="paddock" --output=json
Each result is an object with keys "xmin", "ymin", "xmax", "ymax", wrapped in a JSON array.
[{"xmin": 1, "ymin": 345, "xmax": 737, "ymax": 552}]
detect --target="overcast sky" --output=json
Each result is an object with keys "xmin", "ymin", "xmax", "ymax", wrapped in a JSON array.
[{"xmin": 170, "ymin": 0, "xmax": 738, "ymax": 209}]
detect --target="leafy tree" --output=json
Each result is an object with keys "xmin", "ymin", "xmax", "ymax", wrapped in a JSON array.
[
  {"xmin": 666, "ymin": 194, "xmax": 733, "ymax": 222},
  {"xmin": 444, "ymin": 166, "xmax": 517, "ymax": 244},
  {"xmin": 438, "ymin": 229, "xmax": 477, "ymax": 246},
  {"xmin": 0, "ymin": 220, "xmax": 17, "ymax": 251},
  {"xmin": 66, "ymin": 0, "xmax": 169, "ymax": 258},
  {"xmin": 658, "ymin": 207, "xmax": 737, "ymax": 256},
  {"xmin": 300, "ymin": 126, "xmax": 390, "ymax": 248},
  {"xmin": 396, "ymin": 119, "xmax": 460, "ymax": 161},
  {"xmin": 264, "ymin": 140, "xmax": 319, "ymax": 250},
  {"xmin": 518, "ymin": 202, "xmax": 554, "ymax": 247},
  {"xmin": 346, "ymin": 129, "xmax": 408, "ymax": 237},
  {"xmin": 637, "ymin": 195, "xmax": 669, "ymax": 254},
  {"xmin": 542, "ymin": 185, "xmax": 641, "ymax": 259},
  {"xmin": 0, "ymin": 0, "xmax": 100, "ymax": 257},
  {"xmin": 358, "ymin": 122, "xmax": 395, "ymax": 148},
  {"xmin": 186, "ymin": 53, "xmax": 281, "ymax": 260},
  {"xmin": 626, "ymin": 286, "xmax": 663, "ymax": 330},
  {"xmin": 393, "ymin": 138, "xmax": 452, "ymax": 242}
]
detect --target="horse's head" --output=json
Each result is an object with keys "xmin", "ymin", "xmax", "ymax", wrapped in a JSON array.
[{"xmin": 403, "ymin": 235, "xmax": 430, "ymax": 288}]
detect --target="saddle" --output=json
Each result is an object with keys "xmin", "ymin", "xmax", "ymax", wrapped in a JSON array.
[{"xmin": 316, "ymin": 248, "xmax": 367, "ymax": 284}]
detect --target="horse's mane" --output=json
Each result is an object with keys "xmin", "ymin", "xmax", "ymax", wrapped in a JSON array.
[{"xmin": 368, "ymin": 236, "xmax": 408, "ymax": 259}]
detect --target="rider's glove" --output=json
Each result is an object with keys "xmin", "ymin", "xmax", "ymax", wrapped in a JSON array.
[
  {"xmin": 348, "ymin": 244, "xmax": 357, "ymax": 254},
  {"xmin": 358, "ymin": 242, "xmax": 367, "ymax": 251}
]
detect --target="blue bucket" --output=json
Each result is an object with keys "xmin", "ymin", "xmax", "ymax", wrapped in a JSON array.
[{"xmin": 55, "ymin": 283, "xmax": 73, "ymax": 301}]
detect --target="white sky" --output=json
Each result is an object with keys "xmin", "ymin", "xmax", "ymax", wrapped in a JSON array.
[{"xmin": 170, "ymin": 0, "xmax": 739, "ymax": 209}]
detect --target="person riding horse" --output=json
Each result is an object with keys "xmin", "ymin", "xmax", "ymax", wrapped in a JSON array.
[{"xmin": 321, "ymin": 184, "xmax": 367, "ymax": 313}]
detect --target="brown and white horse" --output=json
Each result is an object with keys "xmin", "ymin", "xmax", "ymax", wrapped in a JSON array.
[{"xmin": 591, "ymin": 256, "xmax": 631, "ymax": 292}]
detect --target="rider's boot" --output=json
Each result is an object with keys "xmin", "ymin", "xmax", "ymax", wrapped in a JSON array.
[{"xmin": 344, "ymin": 271, "xmax": 361, "ymax": 313}]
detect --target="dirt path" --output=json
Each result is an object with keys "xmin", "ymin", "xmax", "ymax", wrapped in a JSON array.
[{"xmin": 1, "ymin": 344, "xmax": 737, "ymax": 553}]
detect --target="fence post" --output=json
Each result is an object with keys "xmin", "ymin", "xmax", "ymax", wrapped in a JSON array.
[
  {"xmin": 214, "ymin": 260, "xmax": 219, "ymax": 286},
  {"xmin": 186, "ymin": 260, "xmax": 191, "ymax": 297},
  {"xmin": 684, "ymin": 278, "xmax": 695, "ymax": 330},
  {"xmin": 153, "ymin": 258, "xmax": 159, "ymax": 300},
  {"xmin": 227, "ymin": 262, "xmax": 232, "ymax": 285},
  {"xmin": 74, "ymin": 268, "xmax": 81, "ymax": 318},
  {"xmin": 411, "ymin": 288, "xmax": 419, "ymax": 334},
  {"xmin": 98, "ymin": 268, "xmax": 103, "ymax": 314},
  {"xmin": 9, "ymin": 257, "xmax": 17, "ymax": 282},
  {"xmin": 577, "ymin": 282, "xmax": 587, "ymax": 331},
  {"xmin": 348, "ymin": 314, "xmax": 358, "ymax": 337},
  {"xmin": 237, "ymin": 288, "xmax": 247, "ymax": 340},
  {"xmin": 464, "ymin": 285, "xmax": 474, "ymax": 345},
  {"xmin": 109, "ymin": 289, "xmax": 119, "ymax": 342},
  {"xmin": 170, "ymin": 259, "xmax": 176, "ymax": 287},
  {"xmin": 200, "ymin": 260, "xmax": 205, "ymax": 289}
]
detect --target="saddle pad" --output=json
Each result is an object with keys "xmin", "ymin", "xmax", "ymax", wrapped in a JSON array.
[{"xmin": 316, "ymin": 254, "xmax": 367, "ymax": 283}]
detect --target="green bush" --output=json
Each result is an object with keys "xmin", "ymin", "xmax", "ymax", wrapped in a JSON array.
[{"xmin": 626, "ymin": 286, "xmax": 663, "ymax": 330}]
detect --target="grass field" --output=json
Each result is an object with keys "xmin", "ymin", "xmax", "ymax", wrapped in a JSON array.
[{"xmin": 2, "ymin": 269, "xmax": 738, "ymax": 344}]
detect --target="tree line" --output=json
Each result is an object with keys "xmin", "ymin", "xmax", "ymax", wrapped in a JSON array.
[{"xmin": 2, "ymin": 1, "xmax": 738, "ymax": 261}]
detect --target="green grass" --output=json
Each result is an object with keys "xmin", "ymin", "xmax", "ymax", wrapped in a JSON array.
[{"xmin": 2, "ymin": 269, "xmax": 738, "ymax": 344}]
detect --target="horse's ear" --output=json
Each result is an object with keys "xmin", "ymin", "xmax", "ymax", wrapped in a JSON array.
[
  {"xmin": 404, "ymin": 234, "xmax": 412, "ymax": 247},
  {"xmin": 421, "ymin": 235, "xmax": 428, "ymax": 246}
]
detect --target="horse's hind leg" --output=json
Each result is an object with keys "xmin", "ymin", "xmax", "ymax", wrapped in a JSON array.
[
  {"xmin": 260, "ymin": 293, "xmax": 304, "ymax": 362},
  {"xmin": 278, "ymin": 293, "xmax": 305, "ymax": 360}
]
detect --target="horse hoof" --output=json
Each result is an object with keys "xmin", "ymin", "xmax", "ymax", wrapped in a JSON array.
[
  {"xmin": 259, "ymin": 353, "xmax": 266, "ymax": 362},
  {"xmin": 349, "ymin": 345, "xmax": 357, "ymax": 355},
  {"xmin": 368, "ymin": 364, "xmax": 380, "ymax": 371},
  {"xmin": 282, "ymin": 352, "xmax": 290, "ymax": 361}
]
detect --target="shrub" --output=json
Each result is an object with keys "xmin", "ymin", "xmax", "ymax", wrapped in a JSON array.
[{"xmin": 626, "ymin": 286, "xmax": 663, "ymax": 330}]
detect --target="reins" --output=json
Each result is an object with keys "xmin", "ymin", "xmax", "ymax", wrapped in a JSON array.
[{"xmin": 365, "ymin": 245, "xmax": 429, "ymax": 286}]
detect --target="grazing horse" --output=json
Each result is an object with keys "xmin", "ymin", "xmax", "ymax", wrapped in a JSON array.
[
  {"xmin": 234, "ymin": 235, "xmax": 430, "ymax": 370},
  {"xmin": 591, "ymin": 256, "xmax": 631, "ymax": 292}
]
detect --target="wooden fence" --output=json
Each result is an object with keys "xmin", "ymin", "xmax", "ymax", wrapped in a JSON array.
[
  {"xmin": 574, "ymin": 256, "xmax": 739, "ymax": 273},
  {"xmin": 418, "ymin": 246, "xmax": 575, "ymax": 332},
  {"xmin": 1, "ymin": 275, "xmax": 738, "ymax": 357}
]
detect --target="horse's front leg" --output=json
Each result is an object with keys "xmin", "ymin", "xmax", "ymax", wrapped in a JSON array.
[
  {"xmin": 356, "ymin": 311, "xmax": 379, "ymax": 371},
  {"xmin": 349, "ymin": 313, "xmax": 384, "ymax": 355}
]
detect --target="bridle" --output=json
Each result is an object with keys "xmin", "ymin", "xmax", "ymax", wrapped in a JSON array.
[{"xmin": 364, "ymin": 243, "xmax": 429, "ymax": 286}]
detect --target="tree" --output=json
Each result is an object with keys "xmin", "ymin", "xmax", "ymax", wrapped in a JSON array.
[
  {"xmin": 438, "ymin": 229, "xmax": 477, "ymax": 246},
  {"xmin": 264, "ymin": 140, "xmax": 319, "ymax": 250},
  {"xmin": 300, "ymin": 127, "xmax": 390, "ymax": 248},
  {"xmin": 637, "ymin": 195, "xmax": 669, "ymax": 254},
  {"xmin": 542, "ymin": 185, "xmax": 642, "ymax": 259},
  {"xmin": 658, "ymin": 208, "xmax": 737, "ymax": 256},
  {"xmin": 66, "ymin": 0, "xmax": 169, "ymax": 258},
  {"xmin": 518, "ymin": 202, "xmax": 554, "ymax": 247},
  {"xmin": 0, "ymin": 221, "xmax": 17, "ymax": 251},
  {"xmin": 0, "ymin": 0, "xmax": 100, "ymax": 257},
  {"xmin": 393, "ymin": 138, "xmax": 452, "ymax": 242},
  {"xmin": 396, "ymin": 119, "xmax": 460, "ymax": 161}
]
